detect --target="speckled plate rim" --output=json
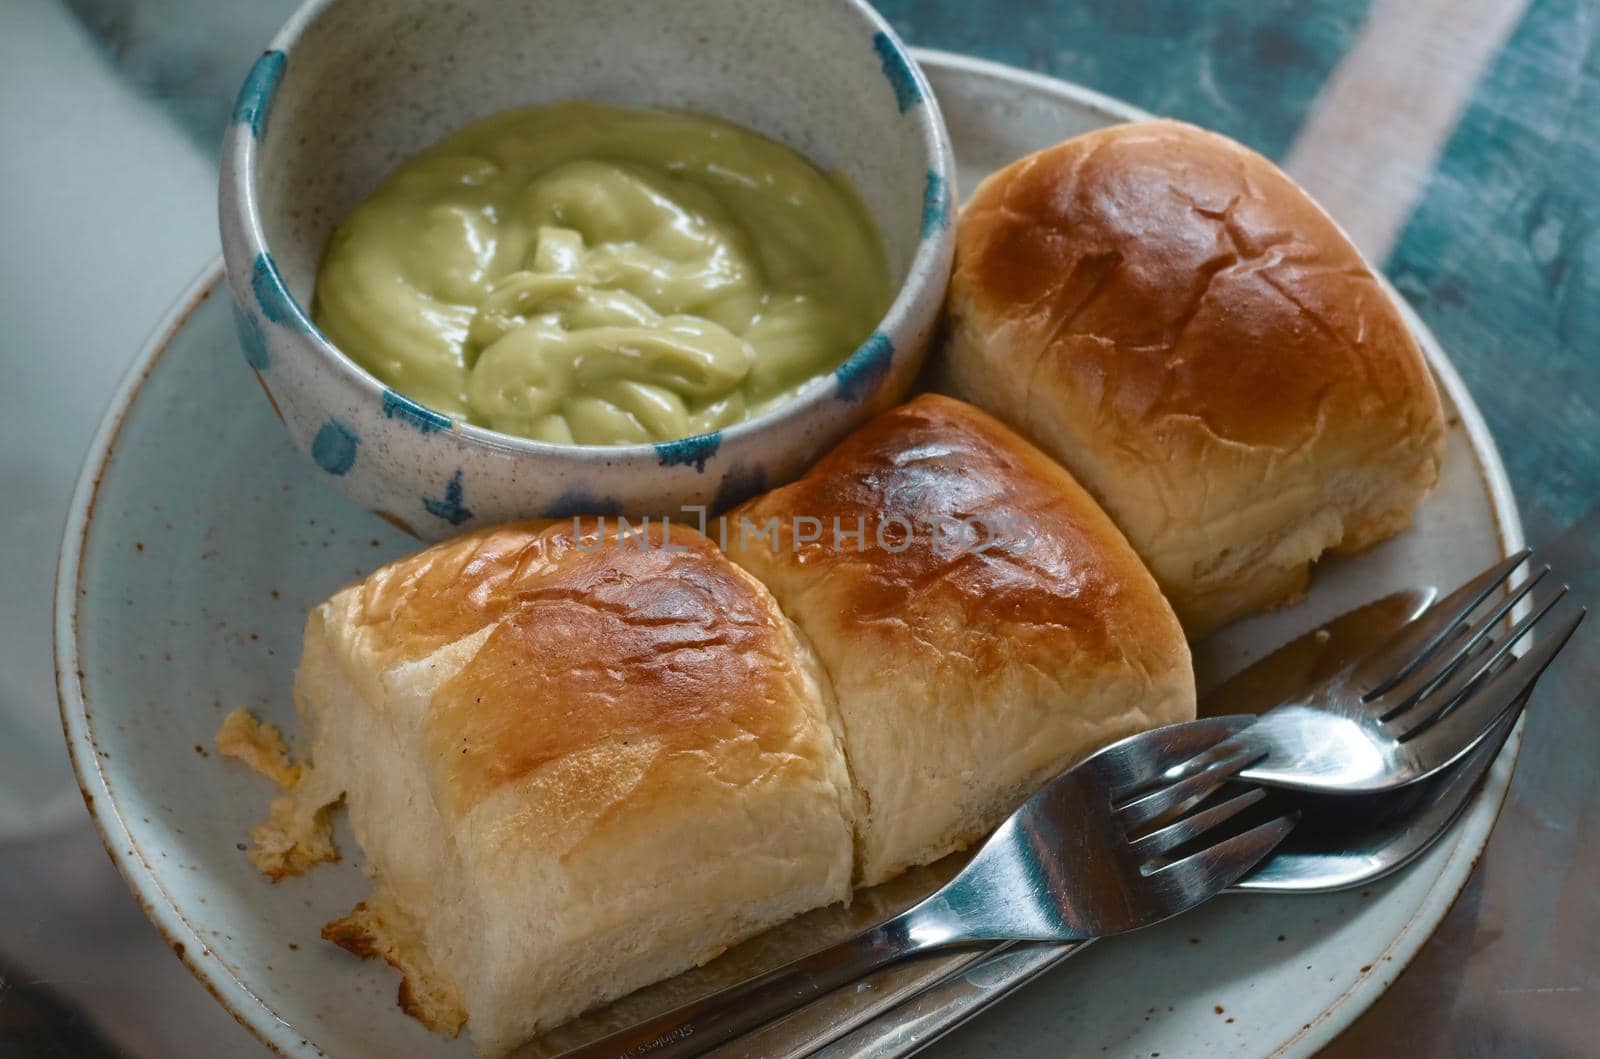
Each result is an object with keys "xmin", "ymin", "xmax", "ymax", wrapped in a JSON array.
[
  {"xmin": 54, "ymin": 52, "xmax": 1525, "ymax": 1059},
  {"xmin": 52, "ymin": 262, "xmax": 317, "ymax": 1055}
]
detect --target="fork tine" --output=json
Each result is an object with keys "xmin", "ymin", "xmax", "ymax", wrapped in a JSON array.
[
  {"xmin": 1151, "ymin": 737, "xmax": 1253, "ymax": 786},
  {"xmin": 1096, "ymin": 716, "xmax": 1255, "ymax": 795},
  {"xmin": 1115, "ymin": 741, "xmax": 1266, "ymax": 831},
  {"xmin": 1375, "ymin": 566, "xmax": 1551, "ymax": 721},
  {"xmin": 1359, "ymin": 549, "xmax": 1531, "ymax": 700},
  {"xmin": 1402, "ymin": 608, "xmax": 1584, "ymax": 769},
  {"xmin": 1387, "ymin": 587, "xmax": 1569, "ymax": 739},
  {"xmin": 1144, "ymin": 813, "xmax": 1296, "ymax": 887},
  {"xmin": 1130, "ymin": 787, "xmax": 1267, "ymax": 859}
]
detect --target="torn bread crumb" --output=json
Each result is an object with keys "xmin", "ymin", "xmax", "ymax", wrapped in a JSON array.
[
  {"xmin": 216, "ymin": 708, "xmax": 340, "ymax": 880},
  {"xmin": 323, "ymin": 893, "xmax": 468, "ymax": 1036},
  {"xmin": 217, "ymin": 708, "xmax": 302, "ymax": 789},
  {"xmin": 248, "ymin": 793, "xmax": 339, "ymax": 880}
]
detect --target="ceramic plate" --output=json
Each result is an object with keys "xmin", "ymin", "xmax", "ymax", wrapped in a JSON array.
[{"xmin": 57, "ymin": 52, "xmax": 1522, "ymax": 1059}]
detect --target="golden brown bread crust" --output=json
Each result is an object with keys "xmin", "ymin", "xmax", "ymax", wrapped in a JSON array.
[
  {"xmin": 332, "ymin": 518, "xmax": 842, "ymax": 824},
  {"xmin": 725, "ymin": 393, "xmax": 1195, "ymax": 884},
  {"xmin": 336, "ymin": 521, "xmax": 577, "ymax": 674},
  {"xmin": 412, "ymin": 520, "xmax": 833, "ymax": 821},
  {"xmin": 729, "ymin": 393, "xmax": 1186, "ymax": 667},
  {"xmin": 944, "ymin": 119, "xmax": 1446, "ymax": 636}
]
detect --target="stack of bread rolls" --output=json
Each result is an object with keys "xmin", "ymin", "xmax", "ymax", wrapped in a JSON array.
[
  {"xmin": 238, "ymin": 120, "xmax": 1443, "ymax": 1056},
  {"xmin": 263, "ymin": 394, "xmax": 1192, "ymax": 1054}
]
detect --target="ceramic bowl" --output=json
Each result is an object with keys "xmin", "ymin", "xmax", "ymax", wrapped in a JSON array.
[{"xmin": 217, "ymin": 0, "xmax": 955, "ymax": 539}]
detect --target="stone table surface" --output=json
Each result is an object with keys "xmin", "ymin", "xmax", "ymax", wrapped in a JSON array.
[{"xmin": 0, "ymin": 0, "xmax": 1594, "ymax": 1056}]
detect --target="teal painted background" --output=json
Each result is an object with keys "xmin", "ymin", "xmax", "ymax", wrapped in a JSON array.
[
  {"xmin": 877, "ymin": 0, "xmax": 1375, "ymax": 156},
  {"xmin": 1383, "ymin": 0, "xmax": 1599, "ymax": 536}
]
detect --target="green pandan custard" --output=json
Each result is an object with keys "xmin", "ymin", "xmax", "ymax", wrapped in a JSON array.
[{"xmin": 315, "ymin": 101, "xmax": 891, "ymax": 445}]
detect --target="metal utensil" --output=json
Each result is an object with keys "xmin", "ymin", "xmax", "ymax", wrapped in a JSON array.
[
  {"xmin": 1193, "ymin": 587, "xmax": 1438, "ymax": 718},
  {"xmin": 562, "ymin": 718, "xmax": 1294, "ymax": 1059},
  {"xmin": 1230, "ymin": 550, "xmax": 1583, "ymax": 794},
  {"xmin": 711, "ymin": 584, "xmax": 1540, "ymax": 1059},
  {"xmin": 812, "ymin": 685, "xmax": 1529, "ymax": 1059},
  {"xmin": 696, "ymin": 589, "xmax": 1440, "ymax": 1059}
]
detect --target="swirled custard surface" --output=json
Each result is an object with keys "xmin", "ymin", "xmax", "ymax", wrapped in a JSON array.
[{"xmin": 314, "ymin": 101, "xmax": 891, "ymax": 444}]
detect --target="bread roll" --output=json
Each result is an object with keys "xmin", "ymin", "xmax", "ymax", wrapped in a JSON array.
[
  {"xmin": 943, "ymin": 119, "xmax": 1446, "ymax": 637},
  {"xmin": 722, "ymin": 394, "xmax": 1195, "ymax": 887},
  {"xmin": 289, "ymin": 519, "xmax": 855, "ymax": 1056}
]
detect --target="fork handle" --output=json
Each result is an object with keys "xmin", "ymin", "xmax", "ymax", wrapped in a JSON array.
[
  {"xmin": 561, "ymin": 917, "xmax": 947, "ymax": 1059},
  {"xmin": 809, "ymin": 941, "xmax": 1092, "ymax": 1059}
]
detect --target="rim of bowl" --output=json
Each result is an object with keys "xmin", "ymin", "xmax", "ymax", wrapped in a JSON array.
[{"xmin": 221, "ymin": 0, "xmax": 958, "ymax": 462}]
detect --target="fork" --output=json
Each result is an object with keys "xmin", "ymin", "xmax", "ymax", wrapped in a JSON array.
[
  {"xmin": 713, "ymin": 582, "xmax": 1563, "ymax": 1059},
  {"xmin": 562, "ymin": 717, "xmax": 1292, "ymax": 1059},
  {"xmin": 813, "ymin": 691, "xmax": 1534, "ymax": 1059},
  {"xmin": 1226, "ymin": 549, "xmax": 1584, "ymax": 794}
]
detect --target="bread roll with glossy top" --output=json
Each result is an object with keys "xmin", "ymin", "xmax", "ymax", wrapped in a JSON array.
[
  {"xmin": 723, "ymin": 394, "xmax": 1195, "ymax": 886},
  {"xmin": 944, "ymin": 119, "xmax": 1446, "ymax": 637},
  {"xmin": 293, "ymin": 518, "xmax": 854, "ymax": 1056}
]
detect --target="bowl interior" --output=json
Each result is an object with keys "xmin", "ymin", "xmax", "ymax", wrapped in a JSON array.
[{"xmin": 254, "ymin": 0, "xmax": 936, "ymax": 319}]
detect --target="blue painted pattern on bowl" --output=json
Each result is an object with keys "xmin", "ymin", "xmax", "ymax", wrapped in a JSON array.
[{"xmin": 218, "ymin": 0, "xmax": 955, "ymax": 539}]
